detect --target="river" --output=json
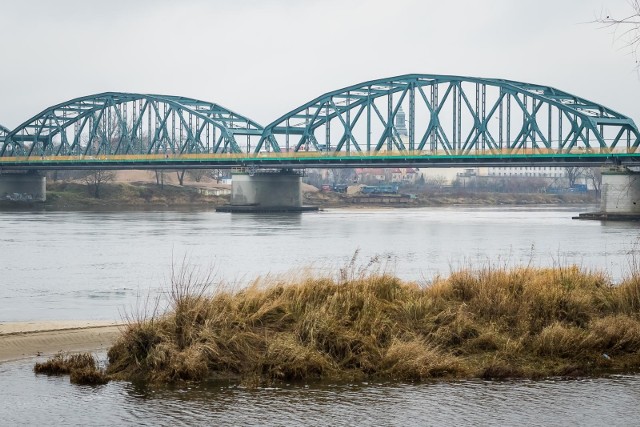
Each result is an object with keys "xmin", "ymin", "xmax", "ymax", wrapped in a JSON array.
[{"xmin": 1, "ymin": 205, "xmax": 640, "ymax": 425}]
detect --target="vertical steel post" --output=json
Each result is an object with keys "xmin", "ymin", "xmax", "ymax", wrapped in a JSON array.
[
  {"xmin": 431, "ymin": 85, "xmax": 436, "ymax": 151},
  {"xmin": 102, "ymin": 109, "xmax": 107, "ymax": 154},
  {"xmin": 547, "ymin": 104, "xmax": 552, "ymax": 149},
  {"xmin": 188, "ymin": 114, "xmax": 193, "ymax": 154},
  {"xmin": 171, "ymin": 110, "xmax": 176, "ymax": 152},
  {"xmin": 498, "ymin": 88, "xmax": 503, "ymax": 151},
  {"xmin": 106, "ymin": 106, "xmax": 111, "ymax": 154},
  {"xmin": 531, "ymin": 99, "xmax": 536, "ymax": 149},
  {"xmin": 434, "ymin": 83, "xmax": 439, "ymax": 151},
  {"xmin": 148, "ymin": 101, "xmax": 152, "ymax": 152},
  {"xmin": 206, "ymin": 124, "xmax": 210, "ymax": 153},
  {"xmin": 73, "ymin": 120, "xmax": 78, "ymax": 155},
  {"xmin": 132, "ymin": 101, "xmax": 137, "ymax": 150},
  {"xmin": 123, "ymin": 102, "xmax": 128, "ymax": 154},
  {"xmin": 475, "ymin": 83, "xmax": 479, "ymax": 153},
  {"xmin": 367, "ymin": 87, "xmax": 371, "ymax": 152},
  {"xmin": 453, "ymin": 83, "xmax": 458, "ymax": 153},
  {"xmin": 179, "ymin": 112, "xmax": 184, "ymax": 153},
  {"xmin": 523, "ymin": 96, "xmax": 528, "ymax": 150},
  {"xmin": 387, "ymin": 91, "xmax": 393, "ymax": 151},
  {"xmin": 162, "ymin": 103, "xmax": 167, "ymax": 149},
  {"xmin": 194, "ymin": 116, "xmax": 199, "ymax": 153},
  {"xmin": 586, "ymin": 128, "xmax": 590, "ymax": 149},
  {"xmin": 138, "ymin": 100, "xmax": 143, "ymax": 151},
  {"xmin": 346, "ymin": 91, "xmax": 351, "ymax": 153},
  {"xmin": 558, "ymin": 109, "xmax": 562, "ymax": 152},
  {"xmin": 457, "ymin": 83, "xmax": 462, "ymax": 153},
  {"xmin": 286, "ymin": 118, "xmax": 290, "ymax": 152},
  {"xmin": 481, "ymin": 84, "xmax": 486, "ymax": 152},
  {"xmin": 599, "ymin": 108, "xmax": 604, "ymax": 147},
  {"xmin": 506, "ymin": 95, "xmax": 511, "ymax": 149},
  {"xmin": 409, "ymin": 83, "xmax": 415, "ymax": 152},
  {"xmin": 305, "ymin": 107, "xmax": 310, "ymax": 151},
  {"xmin": 325, "ymin": 102, "xmax": 330, "ymax": 152},
  {"xmin": 212, "ymin": 125, "xmax": 216, "ymax": 153}
]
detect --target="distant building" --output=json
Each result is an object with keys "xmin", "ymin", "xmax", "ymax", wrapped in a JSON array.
[
  {"xmin": 421, "ymin": 167, "xmax": 463, "ymax": 185},
  {"xmin": 481, "ymin": 166, "xmax": 566, "ymax": 178},
  {"xmin": 353, "ymin": 168, "xmax": 421, "ymax": 184},
  {"xmin": 395, "ymin": 106, "xmax": 408, "ymax": 136}
]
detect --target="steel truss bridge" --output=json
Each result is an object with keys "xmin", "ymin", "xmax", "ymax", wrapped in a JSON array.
[{"xmin": 1, "ymin": 74, "xmax": 639, "ymax": 170}]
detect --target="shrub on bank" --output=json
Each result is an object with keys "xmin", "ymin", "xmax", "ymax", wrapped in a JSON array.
[{"xmin": 101, "ymin": 264, "xmax": 640, "ymax": 385}]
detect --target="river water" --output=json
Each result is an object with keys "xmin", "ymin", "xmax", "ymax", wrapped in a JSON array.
[{"xmin": 1, "ymin": 205, "xmax": 640, "ymax": 425}]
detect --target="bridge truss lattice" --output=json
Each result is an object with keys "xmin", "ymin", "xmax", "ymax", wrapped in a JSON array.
[
  {"xmin": 258, "ymin": 74, "xmax": 640, "ymax": 155},
  {"xmin": 0, "ymin": 93, "xmax": 263, "ymax": 157},
  {"xmin": 1, "ymin": 75, "xmax": 639, "ymax": 169}
]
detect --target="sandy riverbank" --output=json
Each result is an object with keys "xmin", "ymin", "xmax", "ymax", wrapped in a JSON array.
[{"xmin": 0, "ymin": 321, "xmax": 122, "ymax": 363}]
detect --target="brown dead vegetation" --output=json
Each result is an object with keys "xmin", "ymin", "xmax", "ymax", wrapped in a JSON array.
[
  {"xmin": 34, "ymin": 352, "xmax": 109, "ymax": 385},
  {"xmin": 99, "ymin": 261, "xmax": 640, "ymax": 386}
]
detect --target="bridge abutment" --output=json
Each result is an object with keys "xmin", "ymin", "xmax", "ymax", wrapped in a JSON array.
[
  {"xmin": 575, "ymin": 167, "xmax": 640, "ymax": 220},
  {"xmin": 0, "ymin": 171, "xmax": 46, "ymax": 203},
  {"xmin": 217, "ymin": 169, "xmax": 317, "ymax": 213},
  {"xmin": 601, "ymin": 167, "xmax": 640, "ymax": 213}
]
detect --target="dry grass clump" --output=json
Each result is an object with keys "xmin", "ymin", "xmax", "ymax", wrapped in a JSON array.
[
  {"xmin": 105, "ymin": 262, "xmax": 640, "ymax": 385},
  {"xmin": 34, "ymin": 352, "xmax": 96, "ymax": 375},
  {"xmin": 34, "ymin": 352, "xmax": 109, "ymax": 385}
]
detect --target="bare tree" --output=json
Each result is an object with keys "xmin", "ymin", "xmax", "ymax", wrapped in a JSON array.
[
  {"xmin": 155, "ymin": 170, "xmax": 165, "ymax": 188},
  {"xmin": 564, "ymin": 167, "xmax": 586, "ymax": 187},
  {"xmin": 425, "ymin": 175, "xmax": 448, "ymax": 189},
  {"xmin": 187, "ymin": 169, "xmax": 206, "ymax": 183},
  {"xmin": 45, "ymin": 171, "xmax": 59, "ymax": 182},
  {"xmin": 176, "ymin": 170, "xmax": 186, "ymax": 186},
  {"xmin": 333, "ymin": 168, "xmax": 356, "ymax": 184},
  {"xmin": 597, "ymin": 2, "xmax": 640, "ymax": 68},
  {"xmin": 82, "ymin": 170, "xmax": 115, "ymax": 198},
  {"xmin": 584, "ymin": 167, "xmax": 603, "ymax": 196}
]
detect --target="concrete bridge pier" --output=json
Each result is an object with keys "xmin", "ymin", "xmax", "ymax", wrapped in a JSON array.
[
  {"xmin": 575, "ymin": 166, "xmax": 640, "ymax": 220},
  {"xmin": 601, "ymin": 167, "xmax": 640, "ymax": 213},
  {"xmin": 217, "ymin": 169, "xmax": 317, "ymax": 213},
  {"xmin": 0, "ymin": 171, "xmax": 46, "ymax": 203}
]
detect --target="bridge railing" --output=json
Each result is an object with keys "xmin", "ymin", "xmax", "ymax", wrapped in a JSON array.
[{"xmin": 0, "ymin": 147, "xmax": 635, "ymax": 165}]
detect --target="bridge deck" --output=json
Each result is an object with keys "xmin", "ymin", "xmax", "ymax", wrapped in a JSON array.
[{"xmin": 0, "ymin": 150, "xmax": 637, "ymax": 170}]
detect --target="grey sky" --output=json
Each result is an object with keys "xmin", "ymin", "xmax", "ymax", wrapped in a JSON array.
[{"xmin": 0, "ymin": 0, "xmax": 638, "ymax": 128}]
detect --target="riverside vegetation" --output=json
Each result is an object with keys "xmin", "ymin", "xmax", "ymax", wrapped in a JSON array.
[
  {"xmin": 35, "ymin": 258, "xmax": 640, "ymax": 386},
  {"xmin": 0, "ymin": 179, "xmax": 595, "ymax": 210}
]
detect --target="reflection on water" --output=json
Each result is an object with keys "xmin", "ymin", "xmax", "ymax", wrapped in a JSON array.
[
  {"xmin": 1, "ymin": 206, "xmax": 640, "ymax": 322},
  {"xmin": 2, "ymin": 356, "xmax": 640, "ymax": 426}
]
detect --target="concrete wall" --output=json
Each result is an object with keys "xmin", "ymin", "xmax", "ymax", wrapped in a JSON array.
[
  {"xmin": 231, "ymin": 172, "xmax": 301, "ymax": 208},
  {"xmin": 0, "ymin": 173, "xmax": 46, "ymax": 202},
  {"xmin": 601, "ymin": 168, "xmax": 640, "ymax": 213}
]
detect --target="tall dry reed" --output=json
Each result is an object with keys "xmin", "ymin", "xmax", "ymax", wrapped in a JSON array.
[{"xmin": 105, "ymin": 260, "xmax": 640, "ymax": 384}]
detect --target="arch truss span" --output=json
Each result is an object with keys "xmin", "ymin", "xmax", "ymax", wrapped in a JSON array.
[
  {"xmin": 0, "ymin": 93, "xmax": 264, "ymax": 158},
  {"xmin": 257, "ymin": 74, "xmax": 640, "ymax": 155}
]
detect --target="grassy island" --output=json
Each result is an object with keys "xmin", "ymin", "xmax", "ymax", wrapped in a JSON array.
[
  {"xmin": 102, "ymin": 263, "xmax": 640, "ymax": 385},
  {"xmin": 37, "ymin": 263, "xmax": 640, "ymax": 385}
]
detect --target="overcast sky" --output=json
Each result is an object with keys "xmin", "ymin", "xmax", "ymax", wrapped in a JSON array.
[{"xmin": 0, "ymin": 0, "xmax": 638, "ymax": 128}]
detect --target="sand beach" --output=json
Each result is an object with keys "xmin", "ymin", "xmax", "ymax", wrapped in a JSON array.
[{"xmin": 0, "ymin": 321, "xmax": 121, "ymax": 363}]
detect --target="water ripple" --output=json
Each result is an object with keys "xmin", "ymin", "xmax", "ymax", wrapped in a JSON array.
[{"xmin": 3, "ymin": 357, "xmax": 638, "ymax": 427}]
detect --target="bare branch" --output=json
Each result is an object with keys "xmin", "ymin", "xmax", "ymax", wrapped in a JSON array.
[{"xmin": 594, "ymin": 1, "xmax": 640, "ymax": 68}]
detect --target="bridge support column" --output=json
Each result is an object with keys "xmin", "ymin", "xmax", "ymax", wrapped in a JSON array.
[
  {"xmin": 601, "ymin": 167, "xmax": 640, "ymax": 213},
  {"xmin": 0, "ymin": 171, "xmax": 46, "ymax": 203},
  {"xmin": 574, "ymin": 167, "xmax": 640, "ymax": 220},
  {"xmin": 217, "ymin": 169, "xmax": 317, "ymax": 213}
]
